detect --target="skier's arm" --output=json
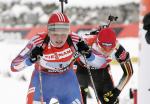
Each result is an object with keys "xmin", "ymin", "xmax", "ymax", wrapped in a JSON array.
[
  {"xmin": 70, "ymin": 32, "xmax": 107, "ymax": 69},
  {"xmin": 11, "ymin": 35, "xmax": 43, "ymax": 72},
  {"xmin": 103, "ymin": 44, "xmax": 134, "ymax": 103},
  {"xmin": 115, "ymin": 44, "xmax": 134, "ymax": 91}
]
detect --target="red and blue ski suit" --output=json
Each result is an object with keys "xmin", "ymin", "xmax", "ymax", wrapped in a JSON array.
[
  {"xmin": 11, "ymin": 32, "xmax": 85, "ymax": 104},
  {"xmin": 11, "ymin": 33, "xmax": 106, "ymax": 104}
]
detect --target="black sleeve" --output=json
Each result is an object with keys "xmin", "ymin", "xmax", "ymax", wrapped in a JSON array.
[
  {"xmin": 115, "ymin": 44, "xmax": 134, "ymax": 90},
  {"xmin": 115, "ymin": 44, "xmax": 129, "ymax": 63}
]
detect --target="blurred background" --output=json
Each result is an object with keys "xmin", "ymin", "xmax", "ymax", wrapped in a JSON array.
[
  {"xmin": 0, "ymin": 0, "xmax": 150, "ymax": 104},
  {"xmin": 0, "ymin": 0, "xmax": 139, "ymax": 27}
]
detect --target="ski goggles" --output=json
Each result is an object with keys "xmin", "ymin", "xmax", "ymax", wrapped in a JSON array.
[
  {"xmin": 48, "ymin": 23, "xmax": 70, "ymax": 34},
  {"xmin": 97, "ymin": 42, "xmax": 115, "ymax": 54}
]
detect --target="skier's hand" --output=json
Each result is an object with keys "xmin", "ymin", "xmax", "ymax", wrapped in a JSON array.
[
  {"xmin": 103, "ymin": 88, "xmax": 120, "ymax": 104},
  {"xmin": 115, "ymin": 45, "xmax": 129, "ymax": 63},
  {"xmin": 76, "ymin": 39, "xmax": 91, "ymax": 58},
  {"xmin": 29, "ymin": 46, "xmax": 43, "ymax": 63}
]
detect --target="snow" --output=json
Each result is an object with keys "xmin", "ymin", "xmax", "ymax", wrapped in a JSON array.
[
  {"xmin": 0, "ymin": 37, "xmax": 138, "ymax": 104},
  {"xmin": 0, "ymin": 77, "xmax": 29, "ymax": 104},
  {"xmin": 118, "ymin": 38, "xmax": 139, "ymax": 57}
]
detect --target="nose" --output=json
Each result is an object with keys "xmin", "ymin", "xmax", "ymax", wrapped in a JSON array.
[
  {"xmin": 102, "ymin": 46, "xmax": 113, "ymax": 52},
  {"xmin": 55, "ymin": 35, "xmax": 62, "ymax": 40},
  {"xmin": 56, "ymin": 35, "xmax": 67, "ymax": 43}
]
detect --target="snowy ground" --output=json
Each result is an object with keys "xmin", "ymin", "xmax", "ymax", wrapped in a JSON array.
[
  {"xmin": 0, "ymin": 38, "xmax": 138, "ymax": 104},
  {"xmin": 0, "ymin": 64, "xmax": 138, "ymax": 104}
]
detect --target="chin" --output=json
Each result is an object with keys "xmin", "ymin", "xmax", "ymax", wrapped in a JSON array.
[
  {"xmin": 100, "ymin": 50, "xmax": 112, "ymax": 56},
  {"xmin": 55, "ymin": 43, "xmax": 65, "ymax": 48}
]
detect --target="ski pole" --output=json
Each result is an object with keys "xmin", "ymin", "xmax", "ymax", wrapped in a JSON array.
[
  {"xmin": 83, "ymin": 55, "xmax": 101, "ymax": 104},
  {"xmin": 38, "ymin": 51, "xmax": 80, "ymax": 104},
  {"xmin": 38, "ymin": 65, "xmax": 44, "ymax": 104},
  {"xmin": 37, "ymin": 36, "xmax": 50, "ymax": 104}
]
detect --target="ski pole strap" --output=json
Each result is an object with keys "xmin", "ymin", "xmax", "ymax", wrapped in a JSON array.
[{"xmin": 82, "ymin": 55, "xmax": 101, "ymax": 104}]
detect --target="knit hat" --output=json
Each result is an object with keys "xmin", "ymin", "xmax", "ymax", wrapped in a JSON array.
[
  {"xmin": 97, "ymin": 28, "xmax": 116, "ymax": 50},
  {"xmin": 48, "ymin": 12, "xmax": 70, "ymax": 33}
]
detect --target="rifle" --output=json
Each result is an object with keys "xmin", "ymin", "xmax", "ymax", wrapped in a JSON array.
[
  {"xmin": 59, "ymin": 0, "xmax": 68, "ymax": 13},
  {"xmin": 89, "ymin": 15, "xmax": 118, "ymax": 35}
]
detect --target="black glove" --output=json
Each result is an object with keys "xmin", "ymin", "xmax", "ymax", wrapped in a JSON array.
[
  {"xmin": 29, "ymin": 46, "xmax": 43, "ymax": 63},
  {"xmin": 103, "ymin": 88, "xmax": 121, "ymax": 104},
  {"xmin": 145, "ymin": 30, "xmax": 150, "ymax": 44},
  {"xmin": 115, "ymin": 45, "xmax": 129, "ymax": 63},
  {"xmin": 76, "ymin": 39, "xmax": 91, "ymax": 58}
]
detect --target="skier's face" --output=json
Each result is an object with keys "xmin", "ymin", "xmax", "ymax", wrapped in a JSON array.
[
  {"xmin": 97, "ymin": 42, "xmax": 116, "ymax": 56},
  {"xmin": 48, "ymin": 29, "xmax": 69, "ymax": 47}
]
